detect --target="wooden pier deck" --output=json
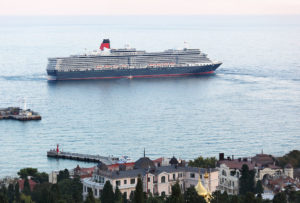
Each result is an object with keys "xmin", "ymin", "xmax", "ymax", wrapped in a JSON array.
[{"xmin": 47, "ymin": 150, "xmax": 119, "ymax": 165}]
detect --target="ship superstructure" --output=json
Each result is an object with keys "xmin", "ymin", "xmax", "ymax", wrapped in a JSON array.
[{"xmin": 47, "ymin": 39, "xmax": 222, "ymax": 80}]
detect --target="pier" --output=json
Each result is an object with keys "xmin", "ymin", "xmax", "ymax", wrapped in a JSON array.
[
  {"xmin": 47, "ymin": 145, "xmax": 119, "ymax": 165},
  {"xmin": 0, "ymin": 107, "xmax": 41, "ymax": 121}
]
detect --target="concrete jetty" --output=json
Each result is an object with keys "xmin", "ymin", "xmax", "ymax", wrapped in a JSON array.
[
  {"xmin": 0, "ymin": 107, "xmax": 41, "ymax": 121},
  {"xmin": 47, "ymin": 145, "xmax": 119, "ymax": 165}
]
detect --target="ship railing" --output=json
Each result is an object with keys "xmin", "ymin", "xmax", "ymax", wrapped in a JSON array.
[{"xmin": 57, "ymin": 63, "xmax": 214, "ymax": 72}]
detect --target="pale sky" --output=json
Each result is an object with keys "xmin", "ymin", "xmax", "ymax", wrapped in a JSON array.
[{"xmin": 1, "ymin": 0, "xmax": 300, "ymax": 15}]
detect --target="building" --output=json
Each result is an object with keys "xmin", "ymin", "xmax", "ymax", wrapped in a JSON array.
[
  {"xmin": 82, "ymin": 156, "xmax": 218, "ymax": 200},
  {"xmin": 49, "ymin": 171, "xmax": 59, "ymax": 184},
  {"xmin": 217, "ymin": 152, "xmax": 294, "ymax": 195},
  {"xmin": 18, "ymin": 178, "xmax": 37, "ymax": 192}
]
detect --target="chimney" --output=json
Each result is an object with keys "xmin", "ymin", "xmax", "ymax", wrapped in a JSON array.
[
  {"xmin": 100, "ymin": 39, "xmax": 110, "ymax": 51},
  {"xmin": 238, "ymin": 158, "xmax": 241, "ymax": 162},
  {"xmin": 232, "ymin": 155, "xmax": 234, "ymax": 160},
  {"xmin": 219, "ymin": 153, "xmax": 224, "ymax": 161}
]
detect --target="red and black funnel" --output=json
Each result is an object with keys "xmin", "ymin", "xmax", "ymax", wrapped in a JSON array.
[{"xmin": 100, "ymin": 39, "xmax": 110, "ymax": 50}]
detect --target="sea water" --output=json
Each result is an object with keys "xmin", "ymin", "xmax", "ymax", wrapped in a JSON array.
[{"xmin": 0, "ymin": 15, "xmax": 300, "ymax": 177}]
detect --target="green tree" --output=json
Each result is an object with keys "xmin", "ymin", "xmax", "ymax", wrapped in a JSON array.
[
  {"xmin": 229, "ymin": 194, "xmax": 242, "ymax": 203},
  {"xmin": 277, "ymin": 150, "xmax": 300, "ymax": 168},
  {"xmin": 31, "ymin": 182, "xmax": 52, "ymax": 203},
  {"xmin": 273, "ymin": 192, "xmax": 287, "ymax": 203},
  {"xmin": 243, "ymin": 192, "xmax": 256, "ymax": 203},
  {"xmin": 50, "ymin": 183, "xmax": 61, "ymax": 202},
  {"xmin": 255, "ymin": 180, "xmax": 264, "ymax": 194},
  {"xmin": 7, "ymin": 183, "xmax": 15, "ymax": 203},
  {"xmin": 167, "ymin": 182, "xmax": 184, "ymax": 203},
  {"xmin": 0, "ymin": 193, "xmax": 8, "ymax": 203},
  {"xmin": 23, "ymin": 178, "xmax": 31, "ymax": 196},
  {"xmin": 34, "ymin": 172, "xmax": 49, "ymax": 183},
  {"xmin": 58, "ymin": 177, "xmax": 83, "ymax": 203},
  {"xmin": 0, "ymin": 186, "xmax": 8, "ymax": 203},
  {"xmin": 146, "ymin": 193, "xmax": 165, "ymax": 203},
  {"xmin": 114, "ymin": 185, "xmax": 122, "ymax": 203},
  {"xmin": 134, "ymin": 176, "xmax": 144, "ymax": 203},
  {"xmin": 101, "ymin": 181, "xmax": 114, "ymax": 203},
  {"xmin": 210, "ymin": 191, "xmax": 230, "ymax": 203},
  {"xmin": 239, "ymin": 164, "xmax": 255, "ymax": 195},
  {"xmin": 15, "ymin": 181, "xmax": 20, "ymax": 202},
  {"xmin": 184, "ymin": 186, "xmax": 206, "ymax": 203},
  {"xmin": 85, "ymin": 187, "xmax": 96, "ymax": 203},
  {"xmin": 122, "ymin": 193, "xmax": 128, "ymax": 203},
  {"xmin": 18, "ymin": 168, "xmax": 38, "ymax": 179},
  {"xmin": 57, "ymin": 169, "xmax": 70, "ymax": 182},
  {"xmin": 188, "ymin": 156, "xmax": 217, "ymax": 168},
  {"xmin": 20, "ymin": 193, "xmax": 34, "ymax": 203}
]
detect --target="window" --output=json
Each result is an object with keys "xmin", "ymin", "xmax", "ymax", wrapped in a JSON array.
[
  {"xmin": 84, "ymin": 186, "xmax": 87, "ymax": 192},
  {"xmin": 123, "ymin": 192, "xmax": 127, "ymax": 199},
  {"xmin": 124, "ymin": 180, "xmax": 127, "ymax": 185},
  {"xmin": 173, "ymin": 174, "xmax": 176, "ymax": 180},
  {"xmin": 161, "ymin": 176, "xmax": 166, "ymax": 183},
  {"xmin": 179, "ymin": 173, "xmax": 182, "ymax": 178},
  {"xmin": 222, "ymin": 170, "xmax": 227, "ymax": 176},
  {"xmin": 233, "ymin": 182, "xmax": 235, "ymax": 187},
  {"xmin": 200, "ymin": 174, "xmax": 202, "ymax": 179},
  {"xmin": 99, "ymin": 176, "xmax": 104, "ymax": 183},
  {"xmin": 190, "ymin": 173, "xmax": 195, "ymax": 178},
  {"xmin": 161, "ymin": 191, "xmax": 166, "ymax": 196},
  {"xmin": 236, "ymin": 172, "xmax": 240, "ymax": 178},
  {"xmin": 94, "ymin": 189, "xmax": 97, "ymax": 196},
  {"xmin": 148, "ymin": 177, "xmax": 151, "ymax": 182},
  {"xmin": 130, "ymin": 178, "xmax": 135, "ymax": 184},
  {"xmin": 116, "ymin": 180, "xmax": 121, "ymax": 186}
]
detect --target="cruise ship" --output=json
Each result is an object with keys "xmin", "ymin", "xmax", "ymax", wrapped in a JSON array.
[{"xmin": 46, "ymin": 39, "xmax": 222, "ymax": 80}]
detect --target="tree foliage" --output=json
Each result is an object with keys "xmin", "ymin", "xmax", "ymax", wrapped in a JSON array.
[
  {"xmin": 114, "ymin": 185, "xmax": 122, "ymax": 203},
  {"xmin": 57, "ymin": 169, "xmax": 70, "ymax": 182},
  {"xmin": 101, "ymin": 180, "xmax": 114, "ymax": 203},
  {"xmin": 166, "ymin": 182, "xmax": 184, "ymax": 203},
  {"xmin": 134, "ymin": 176, "xmax": 144, "ymax": 203},
  {"xmin": 273, "ymin": 192, "xmax": 287, "ymax": 203},
  {"xmin": 277, "ymin": 150, "xmax": 300, "ymax": 168},
  {"xmin": 184, "ymin": 186, "xmax": 206, "ymax": 203},
  {"xmin": 84, "ymin": 187, "xmax": 96, "ymax": 203},
  {"xmin": 255, "ymin": 180, "xmax": 264, "ymax": 194},
  {"xmin": 239, "ymin": 164, "xmax": 255, "ymax": 195},
  {"xmin": 18, "ymin": 168, "xmax": 49, "ymax": 184},
  {"xmin": 188, "ymin": 156, "xmax": 217, "ymax": 168},
  {"xmin": 23, "ymin": 177, "xmax": 31, "ymax": 196}
]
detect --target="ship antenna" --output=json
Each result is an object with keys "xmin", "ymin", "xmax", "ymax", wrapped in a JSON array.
[
  {"xmin": 183, "ymin": 41, "xmax": 189, "ymax": 49},
  {"xmin": 23, "ymin": 98, "xmax": 27, "ymax": 110}
]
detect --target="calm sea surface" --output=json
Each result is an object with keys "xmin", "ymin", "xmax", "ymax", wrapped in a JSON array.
[{"xmin": 0, "ymin": 16, "xmax": 300, "ymax": 177}]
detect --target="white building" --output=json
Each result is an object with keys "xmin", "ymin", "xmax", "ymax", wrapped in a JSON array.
[
  {"xmin": 82, "ymin": 156, "xmax": 218, "ymax": 200},
  {"xmin": 217, "ymin": 153, "xmax": 294, "ymax": 195}
]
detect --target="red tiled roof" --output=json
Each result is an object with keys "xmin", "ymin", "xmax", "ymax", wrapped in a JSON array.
[
  {"xmin": 18, "ymin": 179, "xmax": 37, "ymax": 191},
  {"xmin": 80, "ymin": 166, "xmax": 96, "ymax": 173},
  {"xmin": 219, "ymin": 160, "xmax": 257, "ymax": 170},
  {"xmin": 108, "ymin": 162, "xmax": 135, "ymax": 168},
  {"xmin": 153, "ymin": 158, "xmax": 163, "ymax": 163}
]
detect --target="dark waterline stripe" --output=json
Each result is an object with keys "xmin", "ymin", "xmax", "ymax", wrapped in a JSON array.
[{"xmin": 48, "ymin": 71, "xmax": 215, "ymax": 81}]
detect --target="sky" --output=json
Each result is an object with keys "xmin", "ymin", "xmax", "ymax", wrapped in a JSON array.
[{"xmin": 1, "ymin": 0, "xmax": 300, "ymax": 15}]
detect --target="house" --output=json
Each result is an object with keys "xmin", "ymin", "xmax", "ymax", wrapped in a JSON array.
[
  {"xmin": 217, "ymin": 152, "xmax": 294, "ymax": 195},
  {"xmin": 82, "ymin": 156, "xmax": 218, "ymax": 200},
  {"xmin": 18, "ymin": 178, "xmax": 37, "ymax": 191}
]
